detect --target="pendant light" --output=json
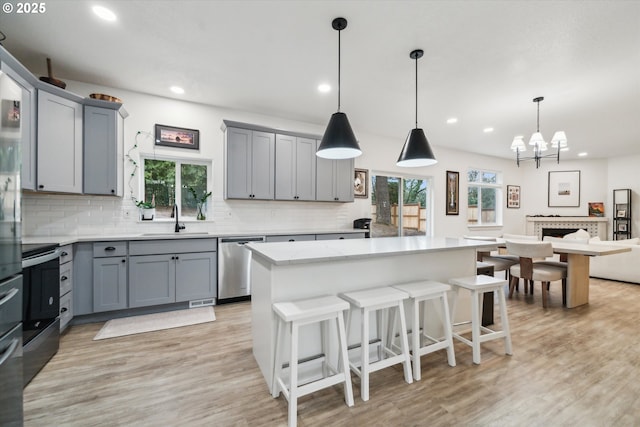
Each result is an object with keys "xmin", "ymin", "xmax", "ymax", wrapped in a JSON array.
[
  {"xmin": 397, "ymin": 49, "xmax": 437, "ymax": 167},
  {"xmin": 317, "ymin": 17, "xmax": 362, "ymax": 159}
]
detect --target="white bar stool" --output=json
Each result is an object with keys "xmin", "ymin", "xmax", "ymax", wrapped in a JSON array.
[
  {"xmin": 448, "ymin": 275, "xmax": 512, "ymax": 364},
  {"xmin": 392, "ymin": 281, "xmax": 456, "ymax": 381},
  {"xmin": 339, "ymin": 287, "xmax": 413, "ymax": 401},
  {"xmin": 272, "ymin": 295, "xmax": 354, "ymax": 427}
]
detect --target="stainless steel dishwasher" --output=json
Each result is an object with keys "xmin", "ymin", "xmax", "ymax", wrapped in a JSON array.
[{"xmin": 217, "ymin": 236, "xmax": 265, "ymax": 302}]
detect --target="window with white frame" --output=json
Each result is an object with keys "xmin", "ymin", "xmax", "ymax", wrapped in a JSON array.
[
  {"xmin": 467, "ymin": 168, "xmax": 502, "ymax": 226},
  {"xmin": 140, "ymin": 156, "xmax": 212, "ymax": 220}
]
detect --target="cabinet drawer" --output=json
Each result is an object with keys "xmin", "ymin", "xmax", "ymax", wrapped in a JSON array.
[
  {"xmin": 60, "ymin": 291, "xmax": 73, "ymax": 331},
  {"xmin": 129, "ymin": 238, "xmax": 217, "ymax": 256},
  {"xmin": 316, "ymin": 233, "xmax": 365, "ymax": 240},
  {"xmin": 265, "ymin": 234, "xmax": 315, "ymax": 243},
  {"xmin": 93, "ymin": 241, "xmax": 127, "ymax": 257},
  {"xmin": 60, "ymin": 263, "xmax": 73, "ymax": 297},
  {"xmin": 59, "ymin": 244, "xmax": 73, "ymax": 264}
]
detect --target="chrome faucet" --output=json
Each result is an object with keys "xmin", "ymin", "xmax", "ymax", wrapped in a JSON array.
[{"xmin": 174, "ymin": 204, "xmax": 185, "ymax": 233}]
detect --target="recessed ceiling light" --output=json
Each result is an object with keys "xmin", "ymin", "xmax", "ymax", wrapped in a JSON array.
[
  {"xmin": 578, "ymin": 152, "xmax": 588, "ymax": 157},
  {"xmin": 560, "ymin": 147, "xmax": 570, "ymax": 152},
  {"xmin": 483, "ymin": 127, "xmax": 494, "ymax": 133},
  {"xmin": 170, "ymin": 86, "xmax": 185, "ymax": 94},
  {"xmin": 92, "ymin": 5, "xmax": 117, "ymax": 22},
  {"xmin": 446, "ymin": 117, "xmax": 458, "ymax": 124},
  {"xmin": 317, "ymin": 83, "xmax": 331, "ymax": 93}
]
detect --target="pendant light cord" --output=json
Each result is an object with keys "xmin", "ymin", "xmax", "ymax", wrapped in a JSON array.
[
  {"xmin": 415, "ymin": 54, "xmax": 418, "ymax": 128},
  {"xmin": 536, "ymin": 99, "xmax": 540, "ymax": 132},
  {"xmin": 337, "ymin": 28, "xmax": 341, "ymax": 112}
]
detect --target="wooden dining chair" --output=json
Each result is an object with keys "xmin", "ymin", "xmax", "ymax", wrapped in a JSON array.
[{"xmin": 506, "ymin": 241, "xmax": 568, "ymax": 308}]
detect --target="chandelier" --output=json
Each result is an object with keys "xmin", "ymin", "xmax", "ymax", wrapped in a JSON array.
[{"xmin": 511, "ymin": 96, "xmax": 568, "ymax": 168}]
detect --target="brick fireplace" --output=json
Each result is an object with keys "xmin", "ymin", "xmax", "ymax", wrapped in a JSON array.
[{"xmin": 526, "ymin": 216, "xmax": 608, "ymax": 240}]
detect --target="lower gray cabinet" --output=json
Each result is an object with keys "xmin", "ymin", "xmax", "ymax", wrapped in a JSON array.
[
  {"xmin": 128, "ymin": 254, "xmax": 174, "ymax": 308},
  {"xmin": 93, "ymin": 256, "xmax": 128, "ymax": 312},
  {"xmin": 92, "ymin": 241, "xmax": 128, "ymax": 313},
  {"xmin": 128, "ymin": 239, "xmax": 217, "ymax": 308},
  {"xmin": 175, "ymin": 252, "xmax": 217, "ymax": 302}
]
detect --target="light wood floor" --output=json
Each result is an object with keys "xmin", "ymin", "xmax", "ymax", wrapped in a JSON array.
[{"xmin": 24, "ymin": 278, "xmax": 640, "ymax": 426}]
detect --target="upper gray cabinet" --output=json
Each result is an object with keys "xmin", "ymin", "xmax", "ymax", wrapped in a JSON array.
[
  {"xmin": 316, "ymin": 155, "xmax": 354, "ymax": 202},
  {"xmin": 83, "ymin": 104, "xmax": 126, "ymax": 196},
  {"xmin": 275, "ymin": 134, "xmax": 317, "ymax": 201},
  {"xmin": 37, "ymin": 90, "xmax": 83, "ymax": 193},
  {"xmin": 225, "ymin": 126, "xmax": 275, "ymax": 200},
  {"xmin": 223, "ymin": 120, "xmax": 354, "ymax": 203}
]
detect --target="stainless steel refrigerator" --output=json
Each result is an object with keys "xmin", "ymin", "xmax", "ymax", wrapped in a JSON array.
[{"xmin": 0, "ymin": 52, "xmax": 25, "ymax": 426}]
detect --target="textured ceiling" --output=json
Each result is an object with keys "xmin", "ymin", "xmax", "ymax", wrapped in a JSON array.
[{"xmin": 2, "ymin": 0, "xmax": 639, "ymax": 160}]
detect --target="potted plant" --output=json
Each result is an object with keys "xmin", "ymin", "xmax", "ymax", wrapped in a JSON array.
[
  {"xmin": 189, "ymin": 187, "xmax": 212, "ymax": 220},
  {"xmin": 136, "ymin": 195, "xmax": 156, "ymax": 220}
]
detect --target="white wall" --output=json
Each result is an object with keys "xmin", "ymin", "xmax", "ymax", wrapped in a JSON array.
[{"xmin": 23, "ymin": 80, "xmax": 628, "ymax": 239}]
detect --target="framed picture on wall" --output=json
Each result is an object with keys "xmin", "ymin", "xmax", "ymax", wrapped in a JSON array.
[
  {"xmin": 507, "ymin": 185, "xmax": 520, "ymax": 209},
  {"xmin": 154, "ymin": 124, "xmax": 200, "ymax": 150},
  {"xmin": 548, "ymin": 170, "xmax": 580, "ymax": 207},
  {"xmin": 354, "ymin": 168, "xmax": 369, "ymax": 198},
  {"xmin": 446, "ymin": 170, "xmax": 459, "ymax": 215}
]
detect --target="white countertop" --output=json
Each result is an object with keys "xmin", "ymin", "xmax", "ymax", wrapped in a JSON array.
[
  {"xmin": 21, "ymin": 229, "xmax": 367, "ymax": 246},
  {"xmin": 245, "ymin": 236, "xmax": 497, "ymax": 266}
]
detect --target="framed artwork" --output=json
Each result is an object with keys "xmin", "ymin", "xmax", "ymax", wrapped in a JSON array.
[
  {"xmin": 155, "ymin": 124, "xmax": 200, "ymax": 150},
  {"xmin": 354, "ymin": 168, "xmax": 368, "ymax": 198},
  {"xmin": 548, "ymin": 170, "xmax": 580, "ymax": 207},
  {"xmin": 618, "ymin": 223, "xmax": 628, "ymax": 232},
  {"xmin": 1, "ymin": 100, "xmax": 20, "ymax": 128},
  {"xmin": 588, "ymin": 202, "xmax": 605, "ymax": 217},
  {"xmin": 616, "ymin": 209, "xmax": 627, "ymax": 218},
  {"xmin": 507, "ymin": 185, "xmax": 520, "ymax": 209},
  {"xmin": 446, "ymin": 170, "xmax": 459, "ymax": 215}
]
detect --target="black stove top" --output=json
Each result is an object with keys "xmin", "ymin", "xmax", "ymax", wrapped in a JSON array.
[{"xmin": 21, "ymin": 243, "xmax": 59, "ymax": 258}]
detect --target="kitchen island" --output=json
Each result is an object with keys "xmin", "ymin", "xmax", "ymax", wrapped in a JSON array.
[{"xmin": 245, "ymin": 236, "xmax": 497, "ymax": 391}]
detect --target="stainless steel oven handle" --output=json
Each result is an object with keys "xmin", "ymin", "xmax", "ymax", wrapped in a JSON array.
[
  {"xmin": 0, "ymin": 338, "xmax": 19, "ymax": 366},
  {"xmin": 0, "ymin": 287, "xmax": 19, "ymax": 308},
  {"xmin": 22, "ymin": 249, "xmax": 61, "ymax": 269}
]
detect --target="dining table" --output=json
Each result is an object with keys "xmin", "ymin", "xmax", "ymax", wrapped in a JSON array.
[{"xmin": 492, "ymin": 238, "xmax": 631, "ymax": 308}]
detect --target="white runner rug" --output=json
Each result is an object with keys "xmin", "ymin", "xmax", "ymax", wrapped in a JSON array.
[{"xmin": 93, "ymin": 306, "xmax": 215, "ymax": 340}]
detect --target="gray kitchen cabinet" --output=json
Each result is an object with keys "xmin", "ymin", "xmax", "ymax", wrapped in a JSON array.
[
  {"xmin": 128, "ymin": 254, "xmax": 174, "ymax": 308},
  {"xmin": 316, "ymin": 155, "xmax": 354, "ymax": 202},
  {"xmin": 225, "ymin": 127, "xmax": 275, "ymax": 200},
  {"xmin": 93, "ymin": 242, "xmax": 128, "ymax": 312},
  {"xmin": 59, "ymin": 244, "xmax": 74, "ymax": 331},
  {"xmin": 37, "ymin": 89, "xmax": 83, "ymax": 193},
  {"xmin": 73, "ymin": 243, "xmax": 93, "ymax": 316},
  {"xmin": 83, "ymin": 104, "xmax": 127, "ymax": 196},
  {"xmin": 175, "ymin": 252, "xmax": 217, "ymax": 302},
  {"xmin": 0, "ymin": 54, "xmax": 37, "ymax": 190},
  {"xmin": 275, "ymin": 134, "xmax": 316, "ymax": 201},
  {"xmin": 128, "ymin": 239, "xmax": 217, "ymax": 308},
  {"xmin": 265, "ymin": 234, "xmax": 316, "ymax": 243}
]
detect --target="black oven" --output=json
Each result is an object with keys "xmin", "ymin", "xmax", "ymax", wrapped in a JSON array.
[{"xmin": 21, "ymin": 243, "xmax": 61, "ymax": 386}]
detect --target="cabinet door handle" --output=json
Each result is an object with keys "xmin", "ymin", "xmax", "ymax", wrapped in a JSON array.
[
  {"xmin": 121, "ymin": 259, "xmax": 126, "ymax": 263},
  {"xmin": 61, "ymin": 307, "xmax": 68, "ymax": 313},
  {"xmin": 175, "ymin": 256, "xmax": 179, "ymax": 260},
  {"xmin": 61, "ymin": 276, "xmax": 68, "ymax": 281},
  {"xmin": 105, "ymin": 246, "xmax": 116, "ymax": 251},
  {"xmin": 339, "ymin": 237, "xmax": 345, "ymax": 240},
  {"xmin": 111, "ymin": 189, "xmax": 115, "ymax": 194},
  {"xmin": 61, "ymin": 251, "xmax": 68, "ymax": 257},
  {"xmin": 38, "ymin": 185, "xmax": 44, "ymax": 189},
  {"xmin": 288, "ymin": 239, "xmax": 295, "ymax": 242}
]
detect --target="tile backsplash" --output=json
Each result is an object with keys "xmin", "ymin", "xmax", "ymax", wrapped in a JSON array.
[{"xmin": 22, "ymin": 192, "xmax": 357, "ymax": 237}]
